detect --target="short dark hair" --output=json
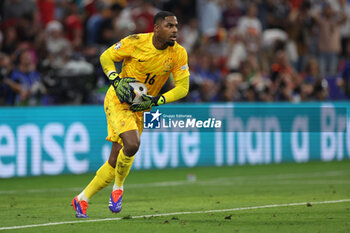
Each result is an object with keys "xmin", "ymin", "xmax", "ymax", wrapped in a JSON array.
[{"xmin": 153, "ymin": 11, "xmax": 175, "ymax": 25}]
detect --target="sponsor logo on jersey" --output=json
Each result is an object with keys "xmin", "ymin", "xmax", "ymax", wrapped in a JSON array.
[
  {"xmin": 163, "ymin": 58, "xmax": 174, "ymax": 73},
  {"xmin": 181, "ymin": 64, "xmax": 188, "ymax": 70},
  {"xmin": 114, "ymin": 42, "xmax": 121, "ymax": 50}
]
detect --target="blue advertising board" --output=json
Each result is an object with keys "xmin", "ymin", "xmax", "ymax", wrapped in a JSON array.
[{"xmin": 0, "ymin": 102, "xmax": 349, "ymax": 178}]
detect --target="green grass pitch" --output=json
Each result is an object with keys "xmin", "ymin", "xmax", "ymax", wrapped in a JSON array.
[{"xmin": 0, "ymin": 160, "xmax": 349, "ymax": 233}]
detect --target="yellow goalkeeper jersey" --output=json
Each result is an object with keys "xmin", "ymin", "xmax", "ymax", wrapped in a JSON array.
[{"xmin": 102, "ymin": 33, "xmax": 190, "ymax": 99}]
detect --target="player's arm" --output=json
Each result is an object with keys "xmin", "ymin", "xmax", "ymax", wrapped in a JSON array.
[
  {"xmin": 159, "ymin": 47, "xmax": 190, "ymax": 104},
  {"xmin": 100, "ymin": 40, "xmax": 136, "ymax": 103},
  {"xmin": 100, "ymin": 46, "xmax": 119, "ymax": 78},
  {"xmin": 162, "ymin": 74, "xmax": 189, "ymax": 103},
  {"xmin": 130, "ymin": 47, "xmax": 190, "ymax": 112}
]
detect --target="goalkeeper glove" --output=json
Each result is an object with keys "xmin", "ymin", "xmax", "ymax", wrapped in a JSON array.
[
  {"xmin": 108, "ymin": 72, "xmax": 136, "ymax": 103},
  {"xmin": 130, "ymin": 94, "xmax": 166, "ymax": 112}
]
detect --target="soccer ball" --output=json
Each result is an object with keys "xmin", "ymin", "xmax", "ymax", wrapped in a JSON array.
[{"xmin": 129, "ymin": 82, "xmax": 148, "ymax": 104}]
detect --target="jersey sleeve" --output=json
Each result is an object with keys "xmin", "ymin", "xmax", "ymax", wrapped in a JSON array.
[
  {"xmin": 172, "ymin": 46, "xmax": 190, "ymax": 82},
  {"xmin": 100, "ymin": 36, "xmax": 136, "ymax": 76},
  {"xmin": 162, "ymin": 46, "xmax": 190, "ymax": 103},
  {"xmin": 110, "ymin": 36, "xmax": 136, "ymax": 62}
]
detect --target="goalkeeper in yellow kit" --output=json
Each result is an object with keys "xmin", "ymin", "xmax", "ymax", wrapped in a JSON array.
[{"xmin": 71, "ymin": 11, "xmax": 190, "ymax": 218}]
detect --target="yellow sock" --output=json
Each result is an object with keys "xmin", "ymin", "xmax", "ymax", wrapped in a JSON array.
[
  {"xmin": 83, "ymin": 161, "xmax": 115, "ymax": 199},
  {"xmin": 115, "ymin": 149, "xmax": 135, "ymax": 187}
]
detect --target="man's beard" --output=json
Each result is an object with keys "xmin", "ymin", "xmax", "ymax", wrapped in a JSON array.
[{"xmin": 166, "ymin": 40, "xmax": 175, "ymax": 46}]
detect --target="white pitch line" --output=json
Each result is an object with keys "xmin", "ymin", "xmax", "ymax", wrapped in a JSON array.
[
  {"xmin": 0, "ymin": 199, "xmax": 349, "ymax": 231},
  {"xmin": 0, "ymin": 170, "xmax": 349, "ymax": 195}
]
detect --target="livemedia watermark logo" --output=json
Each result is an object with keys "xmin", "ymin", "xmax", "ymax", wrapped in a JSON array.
[{"xmin": 143, "ymin": 109, "xmax": 222, "ymax": 130}]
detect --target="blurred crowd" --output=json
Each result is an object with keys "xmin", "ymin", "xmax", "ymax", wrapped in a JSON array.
[{"xmin": 1, "ymin": 0, "xmax": 350, "ymax": 106}]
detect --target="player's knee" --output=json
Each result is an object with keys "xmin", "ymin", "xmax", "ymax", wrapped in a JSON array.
[
  {"xmin": 123, "ymin": 139, "xmax": 140, "ymax": 156},
  {"xmin": 120, "ymin": 130, "xmax": 140, "ymax": 156}
]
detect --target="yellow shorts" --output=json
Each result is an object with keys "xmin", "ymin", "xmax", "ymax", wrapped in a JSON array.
[{"xmin": 104, "ymin": 87, "xmax": 143, "ymax": 145}]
